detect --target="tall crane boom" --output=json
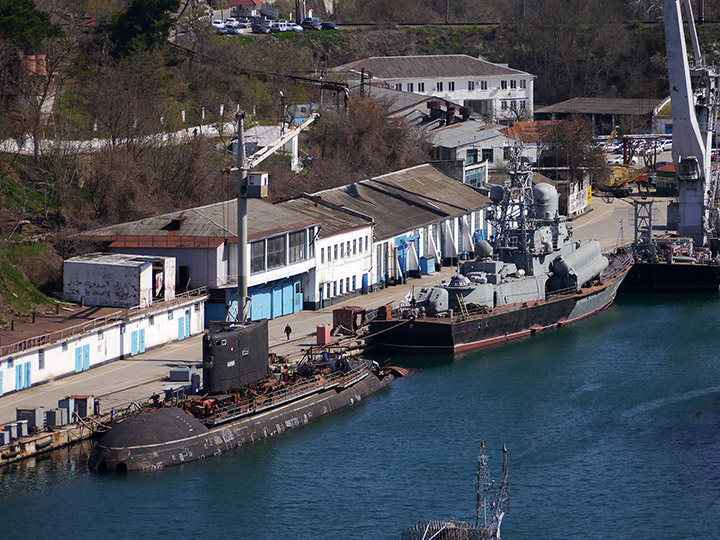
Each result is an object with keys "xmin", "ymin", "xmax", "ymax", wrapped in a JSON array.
[{"xmin": 663, "ymin": 0, "xmax": 720, "ymax": 246}]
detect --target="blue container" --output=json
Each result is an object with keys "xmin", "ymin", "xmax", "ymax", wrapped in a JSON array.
[{"xmin": 419, "ymin": 255, "xmax": 436, "ymax": 275}]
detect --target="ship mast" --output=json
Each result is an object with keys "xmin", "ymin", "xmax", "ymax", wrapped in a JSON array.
[{"xmin": 475, "ymin": 441, "xmax": 510, "ymax": 536}]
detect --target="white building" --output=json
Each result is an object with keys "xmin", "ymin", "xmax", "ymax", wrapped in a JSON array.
[
  {"xmin": 63, "ymin": 253, "xmax": 175, "ymax": 308},
  {"xmin": 310, "ymin": 164, "xmax": 490, "ymax": 287},
  {"xmin": 279, "ymin": 196, "xmax": 374, "ymax": 309},
  {"xmin": 334, "ymin": 54, "xmax": 535, "ymax": 121},
  {"xmin": 74, "ymin": 199, "xmax": 321, "ymax": 323}
]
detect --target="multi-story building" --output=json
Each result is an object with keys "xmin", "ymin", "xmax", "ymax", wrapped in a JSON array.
[{"xmin": 334, "ymin": 54, "xmax": 535, "ymax": 121}]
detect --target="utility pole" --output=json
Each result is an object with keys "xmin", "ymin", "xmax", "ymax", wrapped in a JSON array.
[{"xmin": 236, "ymin": 112, "xmax": 249, "ymax": 321}]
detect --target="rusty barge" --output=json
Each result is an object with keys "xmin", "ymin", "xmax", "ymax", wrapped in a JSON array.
[{"xmin": 87, "ymin": 320, "xmax": 397, "ymax": 472}]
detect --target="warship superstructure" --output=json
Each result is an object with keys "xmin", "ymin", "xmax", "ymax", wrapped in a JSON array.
[{"xmin": 369, "ymin": 160, "xmax": 633, "ymax": 354}]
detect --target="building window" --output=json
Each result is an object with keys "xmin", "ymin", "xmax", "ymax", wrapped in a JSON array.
[
  {"xmin": 407, "ymin": 83, "xmax": 414, "ymax": 92},
  {"xmin": 365, "ymin": 237, "xmax": 369, "ymax": 251},
  {"xmin": 7, "ymin": 358, "xmax": 13, "ymax": 368},
  {"xmin": 436, "ymin": 81, "xmax": 443, "ymax": 91},
  {"xmin": 352, "ymin": 275, "xmax": 356, "ymax": 290},
  {"xmin": 482, "ymin": 148, "xmax": 493, "ymax": 162},
  {"xmin": 39, "ymin": 350, "xmax": 45, "ymax": 370},
  {"xmin": 418, "ymin": 82, "xmax": 425, "ymax": 92},
  {"xmin": 267, "ymin": 235, "xmax": 286, "ymax": 269},
  {"xmin": 168, "ymin": 311, "xmax": 173, "ymax": 320},
  {"xmin": 346, "ymin": 277, "xmax": 350, "ymax": 291},
  {"xmin": 501, "ymin": 101, "xmax": 508, "ymax": 110},
  {"xmin": 340, "ymin": 280, "xmax": 344, "ymax": 295},
  {"xmin": 466, "ymin": 149, "xmax": 478, "ymax": 165},
  {"xmin": 334, "ymin": 244, "xmax": 338, "ymax": 260},
  {"xmin": 503, "ymin": 146, "xmax": 512, "ymax": 160},
  {"xmin": 520, "ymin": 100, "xmax": 526, "ymax": 110},
  {"xmin": 501, "ymin": 80, "xmax": 508, "ymax": 90},
  {"xmin": 326, "ymin": 283, "xmax": 331, "ymax": 298},
  {"xmin": 62, "ymin": 342, "xmax": 68, "ymax": 352},
  {"xmin": 480, "ymin": 80, "xmax": 487, "ymax": 90},
  {"xmin": 346, "ymin": 241, "xmax": 350, "ymax": 256},
  {"xmin": 333, "ymin": 281, "xmax": 337, "ymax": 296},
  {"xmin": 98, "ymin": 331, "xmax": 103, "ymax": 340},
  {"xmin": 448, "ymin": 81, "xmax": 455, "ymax": 91},
  {"xmin": 510, "ymin": 80, "xmax": 517, "ymax": 89},
  {"xmin": 194, "ymin": 303, "xmax": 201, "ymax": 312},
  {"xmin": 288, "ymin": 230, "xmax": 306, "ymax": 264},
  {"xmin": 468, "ymin": 81, "xmax": 475, "ymax": 91},
  {"xmin": 251, "ymin": 240, "xmax": 266, "ymax": 273},
  {"xmin": 520, "ymin": 79, "xmax": 527, "ymax": 89},
  {"xmin": 321, "ymin": 247, "xmax": 324, "ymax": 264},
  {"xmin": 394, "ymin": 83, "xmax": 402, "ymax": 91},
  {"xmin": 353, "ymin": 239, "xmax": 357, "ymax": 255},
  {"xmin": 340, "ymin": 243, "xmax": 344, "ymax": 258},
  {"xmin": 149, "ymin": 315, "xmax": 154, "ymax": 325},
  {"xmin": 308, "ymin": 228, "xmax": 315, "ymax": 257}
]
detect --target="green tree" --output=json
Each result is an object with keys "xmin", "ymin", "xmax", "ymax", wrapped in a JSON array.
[
  {"xmin": 0, "ymin": 0, "xmax": 62, "ymax": 53},
  {"xmin": 109, "ymin": 0, "xmax": 180, "ymax": 56}
]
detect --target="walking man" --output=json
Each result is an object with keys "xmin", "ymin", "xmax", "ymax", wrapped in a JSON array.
[{"xmin": 284, "ymin": 324, "xmax": 292, "ymax": 340}]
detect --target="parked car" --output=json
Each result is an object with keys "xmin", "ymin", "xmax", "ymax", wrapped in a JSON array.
[
  {"xmin": 251, "ymin": 21, "xmax": 271, "ymax": 34},
  {"xmin": 301, "ymin": 17, "xmax": 322, "ymax": 30},
  {"xmin": 212, "ymin": 20, "xmax": 225, "ymax": 30},
  {"xmin": 288, "ymin": 22, "xmax": 303, "ymax": 32},
  {"xmin": 270, "ymin": 20, "xmax": 289, "ymax": 32},
  {"xmin": 225, "ymin": 26, "xmax": 243, "ymax": 35},
  {"xmin": 321, "ymin": 21, "xmax": 340, "ymax": 30},
  {"xmin": 237, "ymin": 17, "xmax": 251, "ymax": 28},
  {"xmin": 224, "ymin": 18, "xmax": 240, "ymax": 28}
]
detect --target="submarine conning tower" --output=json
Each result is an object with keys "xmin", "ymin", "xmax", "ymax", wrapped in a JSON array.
[{"xmin": 203, "ymin": 319, "xmax": 269, "ymax": 394}]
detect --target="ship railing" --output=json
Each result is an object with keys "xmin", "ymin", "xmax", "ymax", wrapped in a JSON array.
[
  {"xmin": 600, "ymin": 251, "xmax": 634, "ymax": 281},
  {"xmin": 204, "ymin": 362, "xmax": 371, "ymax": 426}
]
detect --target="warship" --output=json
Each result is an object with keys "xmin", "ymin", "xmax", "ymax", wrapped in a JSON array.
[
  {"xmin": 87, "ymin": 320, "xmax": 397, "ymax": 472},
  {"xmin": 369, "ymin": 160, "xmax": 633, "ymax": 354}
]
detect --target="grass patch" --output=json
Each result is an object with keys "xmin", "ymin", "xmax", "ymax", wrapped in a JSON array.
[{"xmin": 0, "ymin": 243, "xmax": 56, "ymax": 323}]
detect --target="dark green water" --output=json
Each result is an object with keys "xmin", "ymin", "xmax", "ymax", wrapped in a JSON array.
[{"xmin": 1, "ymin": 294, "xmax": 720, "ymax": 539}]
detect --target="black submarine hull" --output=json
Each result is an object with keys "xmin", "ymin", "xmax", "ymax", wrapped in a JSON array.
[
  {"xmin": 87, "ymin": 372, "xmax": 392, "ymax": 472},
  {"xmin": 622, "ymin": 261, "xmax": 720, "ymax": 291}
]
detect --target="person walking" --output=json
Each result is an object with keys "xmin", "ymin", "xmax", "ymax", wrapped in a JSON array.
[{"xmin": 284, "ymin": 324, "xmax": 292, "ymax": 340}]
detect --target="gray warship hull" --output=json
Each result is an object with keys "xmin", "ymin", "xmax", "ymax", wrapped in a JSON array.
[
  {"xmin": 87, "ymin": 370, "xmax": 391, "ymax": 472},
  {"xmin": 370, "ymin": 262, "xmax": 630, "ymax": 354}
]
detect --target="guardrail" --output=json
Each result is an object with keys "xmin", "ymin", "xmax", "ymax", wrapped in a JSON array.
[
  {"xmin": 0, "ymin": 287, "xmax": 208, "ymax": 358},
  {"xmin": 204, "ymin": 362, "xmax": 370, "ymax": 426}
]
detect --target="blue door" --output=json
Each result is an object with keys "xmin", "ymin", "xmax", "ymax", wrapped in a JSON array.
[
  {"xmin": 139, "ymin": 329, "xmax": 146, "ymax": 353},
  {"xmin": 293, "ymin": 282, "xmax": 302, "ymax": 313},
  {"xmin": 16, "ymin": 364, "xmax": 23, "ymax": 391},
  {"xmin": 282, "ymin": 281, "xmax": 294, "ymax": 316},
  {"xmin": 25, "ymin": 361, "xmax": 31, "ymax": 387},
  {"xmin": 184, "ymin": 309, "xmax": 191, "ymax": 337},
  {"xmin": 272, "ymin": 284, "xmax": 283, "ymax": 319},
  {"xmin": 75, "ymin": 347, "xmax": 83, "ymax": 373},
  {"xmin": 82, "ymin": 345, "xmax": 90, "ymax": 371},
  {"xmin": 131, "ymin": 331, "xmax": 139, "ymax": 355},
  {"xmin": 178, "ymin": 318, "xmax": 185, "ymax": 340},
  {"xmin": 250, "ymin": 288, "xmax": 272, "ymax": 321},
  {"xmin": 362, "ymin": 274, "xmax": 369, "ymax": 294},
  {"xmin": 0, "ymin": 371, "xmax": 3, "ymax": 396}
]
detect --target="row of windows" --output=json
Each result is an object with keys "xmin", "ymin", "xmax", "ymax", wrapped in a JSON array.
[
  {"xmin": 396, "ymin": 79, "xmax": 527, "ymax": 93},
  {"xmin": 500, "ymin": 100, "xmax": 527, "ymax": 111},
  {"xmin": 320, "ymin": 236, "xmax": 370, "ymax": 265},
  {"xmin": 250, "ymin": 229, "xmax": 314, "ymax": 274},
  {"xmin": 322, "ymin": 275, "xmax": 358, "ymax": 298}
]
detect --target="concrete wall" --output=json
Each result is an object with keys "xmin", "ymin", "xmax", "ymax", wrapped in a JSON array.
[
  {"xmin": 0, "ymin": 298, "xmax": 205, "ymax": 397},
  {"xmin": 115, "ymin": 247, "xmax": 220, "ymax": 289},
  {"xmin": 63, "ymin": 260, "xmax": 145, "ymax": 308}
]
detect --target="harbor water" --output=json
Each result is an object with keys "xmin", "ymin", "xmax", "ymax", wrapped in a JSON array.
[{"xmin": 1, "ymin": 293, "xmax": 720, "ymax": 539}]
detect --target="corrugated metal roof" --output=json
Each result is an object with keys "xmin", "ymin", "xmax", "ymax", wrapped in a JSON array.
[
  {"xmin": 279, "ymin": 197, "xmax": 373, "ymax": 238},
  {"xmin": 76, "ymin": 199, "xmax": 320, "ymax": 244},
  {"xmin": 334, "ymin": 55, "xmax": 529, "ymax": 80},
  {"xmin": 535, "ymin": 97, "xmax": 662, "ymax": 116},
  {"xmin": 429, "ymin": 121, "xmax": 505, "ymax": 148},
  {"xmin": 311, "ymin": 164, "xmax": 490, "ymax": 240}
]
